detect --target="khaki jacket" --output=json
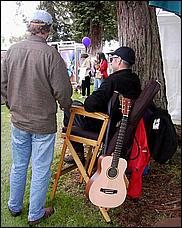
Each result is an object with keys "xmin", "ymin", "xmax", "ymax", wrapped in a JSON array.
[{"xmin": 1, "ymin": 35, "xmax": 72, "ymax": 134}]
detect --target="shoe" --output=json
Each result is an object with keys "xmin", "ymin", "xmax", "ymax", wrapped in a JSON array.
[
  {"xmin": 64, "ymin": 155, "xmax": 85, "ymax": 165},
  {"xmin": 28, "ymin": 207, "xmax": 54, "ymax": 226},
  {"xmin": 8, "ymin": 206, "xmax": 22, "ymax": 217}
]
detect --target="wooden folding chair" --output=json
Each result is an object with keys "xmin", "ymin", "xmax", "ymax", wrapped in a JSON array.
[
  {"xmin": 50, "ymin": 105, "xmax": 112, "ymax": 222},
  {"xmin": 50, "ymin": 80, "xmax": 160, "ymax": 223}
]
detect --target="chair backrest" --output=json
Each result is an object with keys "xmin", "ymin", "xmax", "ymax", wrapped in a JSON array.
[{"xmin": 62, "ymin": 105, "xmax": 109, "ymax": 142}]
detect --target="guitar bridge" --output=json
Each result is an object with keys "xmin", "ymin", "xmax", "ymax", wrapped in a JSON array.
[{"xmin": 100, "ymin": 188, "xmax": 118, "ymax": 194}]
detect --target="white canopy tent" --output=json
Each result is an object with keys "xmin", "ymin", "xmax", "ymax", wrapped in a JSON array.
[{"xmin": 157, "ymin": 10, "xmax": 181, "ymax": 125}]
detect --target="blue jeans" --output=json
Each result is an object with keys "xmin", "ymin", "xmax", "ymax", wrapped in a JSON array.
[
  {"xmin": 94, "ymin": 78, "xmax": 103, "ymax": 91},
  {"xmin": 8, "ymin": 124, "xmax": 56, "ymax": 221}
]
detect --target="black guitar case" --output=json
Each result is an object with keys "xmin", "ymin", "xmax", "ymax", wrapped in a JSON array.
[{"xmin": 106, "ymin": 79, "xmax": 161, "ymax": 159}]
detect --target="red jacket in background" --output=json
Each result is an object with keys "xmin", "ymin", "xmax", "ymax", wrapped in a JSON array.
[{"xmin": 100, "ymin": 59, "xmax": 108, "ymax": 79}]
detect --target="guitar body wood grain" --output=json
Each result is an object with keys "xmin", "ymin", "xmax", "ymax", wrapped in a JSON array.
[{"xmin": 86, "ymin": 155, "xmax": 127, "ymax": 208}]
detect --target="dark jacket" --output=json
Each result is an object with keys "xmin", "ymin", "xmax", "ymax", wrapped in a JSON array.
[
  {"xmin": 84, "ymin": 69, "xmax": 141, "ymax": 132},
  {"xmin": 1, "ymin": 35, "xmax": 72, "ymax": 134}
]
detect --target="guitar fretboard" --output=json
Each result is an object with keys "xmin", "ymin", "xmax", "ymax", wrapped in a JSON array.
[{"xmin": 111, "ymin": 115, "xmax": 128, "ymax": 168}]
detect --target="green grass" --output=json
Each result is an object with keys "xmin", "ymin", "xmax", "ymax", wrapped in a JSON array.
[
  {"xmin": 1, "ymin": 86, "xmax": 181, "ymax": 227},
  {"xmin": 1, "ymin": 86, "xmax": 119, "ymax": 227}
]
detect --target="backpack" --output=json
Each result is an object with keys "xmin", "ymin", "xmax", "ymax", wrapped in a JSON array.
[{"xmin": 146, "ymin": 106, "xmax": 178, "ymax": 164}]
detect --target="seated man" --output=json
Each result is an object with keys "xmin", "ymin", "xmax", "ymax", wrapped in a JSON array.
[{"xmin": 64, "ymin": 46, "xmax": 141, "ymax": 164}]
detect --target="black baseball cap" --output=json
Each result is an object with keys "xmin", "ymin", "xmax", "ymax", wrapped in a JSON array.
[{"xmin": 110, "ymin": 46, "xmax": 135, "ymax": 65}]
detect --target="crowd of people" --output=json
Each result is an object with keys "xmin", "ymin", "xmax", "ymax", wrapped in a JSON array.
[
  {"xmin": 78, "ymin": 52, "xmax": 108, "ymax": 98},
  {"xmin": 78, "ymin": 51, "xmax": 109, "ymax": 97},
  {"xmin": 1, "ymin": 9, "xmax": 141, "ymax": 226}
]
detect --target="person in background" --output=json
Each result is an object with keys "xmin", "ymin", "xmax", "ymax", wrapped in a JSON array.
[
  {"xmin": 94, "ymin": 52, "xmax": 108, "ymax": 91},
  {"xmin": 1, "ymin": 9, "xmax": 72, "ymax": 226},
  {"xmin": 79, "ymin": 53, "xmax": 92, "ymax": 98},
  {"xmin": 64, "ymin": 46, "xmax": 141, "ymax": 164},
  {"xmin": 93, "ymin": 52, "xmax": 102, "ymax": 91},
  {"xmin": 93, "ymin": 53, "xmax": 101, "ymax": 90},
  {"xmin": 99, "ymin": 52, "xmax": 108, "ymax": 80}
]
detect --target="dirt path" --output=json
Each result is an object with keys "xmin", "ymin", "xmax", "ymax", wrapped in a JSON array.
[{"xmin": 115, "ymin": 145, "xmax": 181, "ymax": 227}]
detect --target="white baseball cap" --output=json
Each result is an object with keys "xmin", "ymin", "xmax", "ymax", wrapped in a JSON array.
[{"xmin": 30, "ymin": 10, "xmax": 53, "ymax": 25}]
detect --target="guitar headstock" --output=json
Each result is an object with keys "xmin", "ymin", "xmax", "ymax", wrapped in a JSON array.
[{"xmin": 119, "ymin": 95, "xmax": 132, "ymax": 116}]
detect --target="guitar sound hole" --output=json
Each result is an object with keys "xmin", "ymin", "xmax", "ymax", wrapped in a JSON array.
[{"xmin": 107, "ymin": 167, "xmax": 117, "ymax": 178}]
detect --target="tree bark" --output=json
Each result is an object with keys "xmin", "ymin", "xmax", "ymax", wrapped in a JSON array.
[
  {"xmin": 117, "ymin": 1, "xmax": 168, "ymax": 109},
  {"xmin": 89, "ymin": 21, "xmax": 103, "ymax": 56}
]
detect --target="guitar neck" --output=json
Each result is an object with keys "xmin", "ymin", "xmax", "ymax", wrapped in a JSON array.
[{"xmin": 111, "ymin": 115, "xmax": 128, "ymax": 168}]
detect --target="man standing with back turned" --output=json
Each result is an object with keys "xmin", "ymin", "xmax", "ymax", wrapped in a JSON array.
[{"xmin": 1, "ymin": 10, "xmax": 72, "ymax": 226}]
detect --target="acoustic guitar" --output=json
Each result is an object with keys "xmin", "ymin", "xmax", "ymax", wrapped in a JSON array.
[{"xmin": 85, "ymin": 95, "xmax": 132, "ymax": 208}]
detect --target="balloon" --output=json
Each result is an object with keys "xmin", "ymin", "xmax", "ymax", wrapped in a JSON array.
[{"xmin": 82, "ymin": 37, "xmax": 91, "ymax": 48}]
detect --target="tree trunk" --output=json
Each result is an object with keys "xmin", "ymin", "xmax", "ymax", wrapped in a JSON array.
[
  {"xmin": 89, "ymin": 21, "xmax": 103, "ymax": 56},
  {"xmin": 117, "ymin": 1, "xmax": 168, "ymax": 109}
]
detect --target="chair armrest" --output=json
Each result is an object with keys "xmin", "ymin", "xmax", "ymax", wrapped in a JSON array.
[{"xmin": 71, "ymin": 105, "xmax": 109, "ymax": 120}]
